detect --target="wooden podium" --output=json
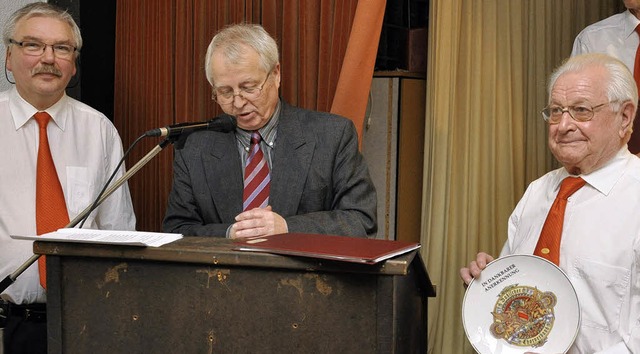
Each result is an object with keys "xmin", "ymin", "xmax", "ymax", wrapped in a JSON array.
[{"xmin": 35, "ymin": 236, "xmax": 435, "ymax": 353}]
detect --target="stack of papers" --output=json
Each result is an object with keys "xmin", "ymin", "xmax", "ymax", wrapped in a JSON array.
[{"xmin": 11, "ymin": 228, "xmax": 182, "ymax": 247}]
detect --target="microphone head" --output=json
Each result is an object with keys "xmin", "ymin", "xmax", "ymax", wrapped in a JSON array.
[
  {"xmin": 209, "ymin": 115, "xmax": 237, "ymax": 132},
  {"xmin": 172, "ymin": 116, "xmax": 237, "ymax": 150}
]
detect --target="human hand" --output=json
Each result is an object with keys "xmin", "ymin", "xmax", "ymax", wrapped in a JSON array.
[
  {"xmin": 459, "ymin": 252, "xmax": 494, "ymax": 286},
  {"xmin": 230, "ymin": 205, "xmax": 288, "ymax": 238}
]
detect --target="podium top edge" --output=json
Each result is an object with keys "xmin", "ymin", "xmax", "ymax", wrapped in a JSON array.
[{"xmin": 33, "ymin": 236, "xmax": 427, "ymax": 277}]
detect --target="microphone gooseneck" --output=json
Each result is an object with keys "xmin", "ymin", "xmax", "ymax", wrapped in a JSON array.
[{"xmin": 144, "ymin": 116, "xmax": 237, "ymax": 138}]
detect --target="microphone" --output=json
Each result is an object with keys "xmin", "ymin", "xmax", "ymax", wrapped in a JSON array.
[{"xmin": 144, "ymin": 116, "xmax": 237, "ymax": 138}]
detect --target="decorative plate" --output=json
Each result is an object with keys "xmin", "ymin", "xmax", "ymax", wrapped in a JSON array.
[{"xmin": 462, "ymin": 254, "xmax": 580, "ymax": 354}]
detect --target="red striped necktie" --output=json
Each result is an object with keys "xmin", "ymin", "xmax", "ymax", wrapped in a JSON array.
[{"xmin": 243, "ymin": 131, "xmax": 270, "ymax": 211}]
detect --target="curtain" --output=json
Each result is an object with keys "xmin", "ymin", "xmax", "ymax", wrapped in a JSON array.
[
  {"xmin": 331, "ymin": 0, "xmax": 386, "ymax": 143},
  {"xmin": 422, "ymin": 1, "xmax": 625, "ymax": 353},
  {"xmin": 114, "ymin": 0, "xmax": 176, "ymax": 232},
  {"xmin": 114, "ymin": 0, "xmax": 361, "ymax": 232}
]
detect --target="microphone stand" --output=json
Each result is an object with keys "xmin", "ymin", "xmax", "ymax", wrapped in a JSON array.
[{"xmin": 0, "ymin": 137, "xmax": 173, "ymax": 293}]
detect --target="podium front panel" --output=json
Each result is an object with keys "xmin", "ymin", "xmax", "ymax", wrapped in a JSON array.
[{"xmin": 37, "ymin": 237, "xmax": 431, "ymax": 353}]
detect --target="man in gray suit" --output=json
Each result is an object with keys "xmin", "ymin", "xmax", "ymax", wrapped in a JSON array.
[{"xmin": 163, "ymin": 23, "xmax": 377, "ymax": 239}]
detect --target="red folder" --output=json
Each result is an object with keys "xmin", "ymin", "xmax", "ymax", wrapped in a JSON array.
[{"xmin": 233, "ymin": 233, "xmax": 421, "ymax": 264}]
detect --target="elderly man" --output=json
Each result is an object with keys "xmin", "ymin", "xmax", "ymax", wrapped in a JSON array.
[
  {"xmin": 461, "ymin": 53, "xmax": 640, "ymax": 353},
  {"xmin": 162, "ymin": 23, "xmax": 377, "ymax": 238}
]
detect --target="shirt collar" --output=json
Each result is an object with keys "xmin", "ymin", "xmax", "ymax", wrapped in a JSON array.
[
  {"xmin": 554, "ymin": 147, "xmax": 632, "ymax": 196},
  {"xmin": 582, "ymin": 148, "xmax": 633, "ymax": 195},
  {"xmin": 8, "ymin": 87, "xmax": 68, "ymax": 130},
  {"xmin": 623, "ymin": 9, "xmax": 640, "ymax": 38}
]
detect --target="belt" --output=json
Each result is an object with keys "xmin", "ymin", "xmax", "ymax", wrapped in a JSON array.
[{"xmin": 6, "ymin": 302, "xmax": 47, "ymax": 322}]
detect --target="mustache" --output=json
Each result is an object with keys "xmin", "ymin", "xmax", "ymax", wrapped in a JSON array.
[{"xmin": 32, "ymin": 65, "xmax": 62, "ymax": 77}]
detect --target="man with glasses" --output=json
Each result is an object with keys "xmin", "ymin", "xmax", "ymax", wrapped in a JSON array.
[
  {"xmin": 0, "ymin": 3, "xmax": 135, "ymax": 353},
  {"xmin": 163, "ymin": 23, "xmax": 377, "ymax": 239},
  {"xmin": 460, "ymin": 53, "xmax": 640, "ymax": 352}
]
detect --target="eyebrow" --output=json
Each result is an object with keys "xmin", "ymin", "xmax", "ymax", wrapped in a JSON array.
[
  {"xmin": 549, "ymin": 98, "xmax": 592, "ymax": 105},
  {"xmin": 215, "ymin": 79, "xmax": 261, "ymax": 90},
  {"xmin": 17, "ymin": 35, "xmax": 74, "ymax": 45}
]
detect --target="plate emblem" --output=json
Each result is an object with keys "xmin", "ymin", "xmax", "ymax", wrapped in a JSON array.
[{"xmin": 489, "ymin": 284, "xmax": 557, "ymax": 348}]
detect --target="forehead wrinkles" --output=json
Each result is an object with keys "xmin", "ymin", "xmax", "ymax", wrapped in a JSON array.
[
  {"xmin": 15, "ymin": 17, "xmax": 73, "ymax": 44},
  {"xmin": 212, "ymin": 51, "xmax": 262, "ymax": 87},
  {"xmin": 551, "ymin": 67, "xmax": 608, "ymax": 104}
]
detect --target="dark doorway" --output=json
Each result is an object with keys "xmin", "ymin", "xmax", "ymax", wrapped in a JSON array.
[{"xmin": 49, "ymin": 0, "xmax": 117, "ymax": 121}]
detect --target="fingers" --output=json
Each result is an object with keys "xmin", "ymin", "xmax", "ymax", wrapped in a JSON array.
[
  {"xmin": 234, "ymin": 207, "xmax": 267, "ymax": 221},
  {"xmin": 231, "ymin": 207, "xmax": 284, "ymax": 238},
  {"xmin": 232, "ymin": 217, "xmax": 271, "ymax": 238},
  {"xmin": 459, "ymin": 252, "xmax": 495, "ymax": 286},
  {"xmin": 475, "ymin": 252, "xmax": 494, "ymax": 268},
  {"xmin": 459, "ymin": 267, "xmax": 474, "ymax": 285}
]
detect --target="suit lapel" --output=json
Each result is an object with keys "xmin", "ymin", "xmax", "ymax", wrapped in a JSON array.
[
  {"xmin": 271, "ymin": 104, "xmax": 314, "ymax": 215},
  {"xmin": 201, "ymin": 131, "xmax": 244, "ymax": 221}
]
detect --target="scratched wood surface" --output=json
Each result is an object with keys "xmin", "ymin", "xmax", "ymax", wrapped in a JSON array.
[{"xmin": 36, "ymin": 237, "xmax": 432, "ymax": 353}]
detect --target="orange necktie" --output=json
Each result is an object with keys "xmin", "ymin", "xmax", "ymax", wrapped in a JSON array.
[
  {"xmin": 35, "ymin": 112, "xmax": 70, "ymax": 289},
  {"xmin": 630, "ymin": 25, "xmax": 640, "ymax": 153},
  {"xmin": 533, "ymin": 177, "xmax": 585, "ymax": 265}
]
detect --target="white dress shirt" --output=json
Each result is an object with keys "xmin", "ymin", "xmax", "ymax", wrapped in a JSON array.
[
  {"xmin": 571, "ymin": 10, "xmax": 640, "ymax": 74},
  {"xmin": 501, "ymin": 148, "xmax": 640, "ymax": 353},
  {"xmin": 0, "ymin": 87, "xmax": 136, "ymax": 305}
]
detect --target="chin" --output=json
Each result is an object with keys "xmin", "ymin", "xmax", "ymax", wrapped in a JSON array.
[
  {"xmin": 557, "ymin": 151, "xmax": 594, "ymax": 174},
  {"xmin": 555, "ymin": 152, "xmax": 585, "ymax": 168},
  {"xmin": 34, "ymin": 80, "xmax": 65, "ymax": 91}
]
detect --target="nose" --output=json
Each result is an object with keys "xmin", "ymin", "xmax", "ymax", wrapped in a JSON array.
[
  {"xmin": 232, "ymin": 93, "xmax": 247, "ymax": 109},
  {"xmin": 40, "ymin": 45, "xmax": 56, "ymax": 62},
  {"xmin": 556, "ymin": 110, "xmax": 576, "ymax": 131}
]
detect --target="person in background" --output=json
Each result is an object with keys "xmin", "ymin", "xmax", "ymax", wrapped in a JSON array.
[
  {"xmin": 571, "ymin": 0, "xmax": 640, "ymax": 153},
  {"xmin": 0, "ymin": 3, "xmax": 136, "ymax": 353},
  {"xmin": 460, "ymin": 54, "xmax": 640, "ymax": 353},
  {"xmin": 163, "ymin": 23, "xmax": 377, "ymax": 239}
]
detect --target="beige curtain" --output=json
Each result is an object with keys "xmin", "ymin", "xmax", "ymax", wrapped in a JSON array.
[{"xmin": 422, "ymin": 1, "xmax": 624, "ymax": 353}]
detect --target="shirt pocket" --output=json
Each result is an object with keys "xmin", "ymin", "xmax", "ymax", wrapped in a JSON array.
[
  {"xmin": 568, "ymin": 257, "xmax": 630, "ymax": 332},
  {"xmin": 65, "ymin": 166, "xmax": 96, "ymax": 219}
]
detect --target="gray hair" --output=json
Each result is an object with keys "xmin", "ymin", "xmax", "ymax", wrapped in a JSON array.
[
  {"xmin": 3, "ymin": 2, "xmax": 83, "ymax": 56},
  {"xmin": 204, "ymin": 23, "xmax": 279, "ymax": 86},
  {"xmin": 548, "ymin": 53, "xmax": 638, "ymax": 112}
]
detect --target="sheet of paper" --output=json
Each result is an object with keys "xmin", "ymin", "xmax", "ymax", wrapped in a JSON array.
[{"xmin": 11, "ymin": 228, "xmax": 182, "ymax": 247}]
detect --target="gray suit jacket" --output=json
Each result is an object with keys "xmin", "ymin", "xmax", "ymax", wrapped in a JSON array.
[{"xmin": 162, "ymin": 102, "xmax": 377, "ymax": 237}]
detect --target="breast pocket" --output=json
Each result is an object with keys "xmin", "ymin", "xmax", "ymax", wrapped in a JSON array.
[
  {"xmin": 65, "ymin": 166, "xmax": 96, "ymax": 219},
  {"xmin": 568, "ymin": 257, "xmax": 630, "ymax": 332}
]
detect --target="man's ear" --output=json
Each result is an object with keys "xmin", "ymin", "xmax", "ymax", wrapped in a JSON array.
[
  {"xmin": 272, "ymin": 62, "xmax": 281, "ymax": 89},
  {"xmin": 5, "ymin": 48, "xmax": 12, "ymax": 72},
  {"xmin": 620, "ymin": 100, "xmax": 635, "ymax": 138}
]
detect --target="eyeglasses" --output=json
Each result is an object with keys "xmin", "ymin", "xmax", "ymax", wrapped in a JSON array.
[
  {"xmin": 541, "ymin": 101, "xmax": 618, "ymax": 124},
  {"xmin": 8, "ymin": 39, "xmax": 77, "ymax": 60},
  {"xmin": 212, "ymin": 72, "xmax": 271, "ymax": 105}
]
